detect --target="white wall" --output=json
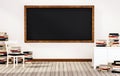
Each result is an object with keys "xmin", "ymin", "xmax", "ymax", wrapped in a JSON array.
[
  {"xmin": 0, "ymin": 0, "xmax": 120, "ymax": 59},
  {"xmin": 94, "ymin": 0, "xmax": 120, "ymax": 39}
]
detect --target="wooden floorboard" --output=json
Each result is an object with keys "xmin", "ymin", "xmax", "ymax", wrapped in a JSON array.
[{"xmin": 0, "ymin": 62, "xmax": 120, "ymax": 76}]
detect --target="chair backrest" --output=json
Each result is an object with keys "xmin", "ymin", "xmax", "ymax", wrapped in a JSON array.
[{"xmin": 5, "ymin": 41, "xmax": 22, "ymax": 54}]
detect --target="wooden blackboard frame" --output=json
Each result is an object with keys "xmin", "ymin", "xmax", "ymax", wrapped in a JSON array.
[{"xmin": 24, "ymin": 5, "xmax": 94, "ymax": 43}]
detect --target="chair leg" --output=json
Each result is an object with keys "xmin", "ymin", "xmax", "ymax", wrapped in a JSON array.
[
  {"xmin": 16, "ymin": 57, "xmax": 18, "ymax": 66},
  {"xmin": 13, "ymin": 57, "xmax": 15, "ymax": 68},
  {"xmin": 23, "ymin": 56, "xmax": 25, "ymax": 68},
  {"xmin": 6, "ymin": 57, "xmax": 9, "ymax": 67}
]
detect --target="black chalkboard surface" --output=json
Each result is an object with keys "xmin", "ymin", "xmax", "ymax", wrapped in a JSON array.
[{"xmin": 24, "ymin": 6, "xmax": 94, "ymax": 43}]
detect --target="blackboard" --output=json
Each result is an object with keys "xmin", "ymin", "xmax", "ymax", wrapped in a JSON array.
[{"xmin": 24, "ymin": 6, "xmax": 94, "ymax": 43}]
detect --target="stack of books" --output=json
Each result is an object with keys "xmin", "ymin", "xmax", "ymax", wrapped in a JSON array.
[
  {"xmin": 109, "ymin": 33, "xmax": 119, "ymax": 47},
  {"xmin": 111, "ymin": 61, "xmax": 120, "ymax": 73},
  {"xmin": 0, "ymin": 42, "xmax": 7, "ymax": 64},
  {"xmin": 23, "ymin": 51, "xmax": 33, "ymax": 63},
  {"xmin": 0, "ymin": 42, "xmax": 6, "ymax": 51},
  {"xmin": 96, "ymin": 40, "xmax": 107, "ymax": 47},
  {"xmin": 97, "ymin": 64, "xmax": 111, "ymax": 71},
  {"xmin": 0, "ymin": 52, "xmax": 7, "ymax": 64},
  {"xmin": 10, "ymin": 46, "xmax": 21, "ymax": 54},
  {"xmin": 0, "ymin": 32, "xmax": 8, "ymax": 41}
]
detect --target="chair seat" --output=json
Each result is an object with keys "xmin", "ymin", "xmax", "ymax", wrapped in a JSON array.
[{"xmin": 8, "ymin": 53, "xmax": 24, "ymax": 56}]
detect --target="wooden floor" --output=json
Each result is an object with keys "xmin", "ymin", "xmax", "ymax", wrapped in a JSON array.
[{"xmin": 0, "ymin": 62, "xmax": 120, "ymax": 76}]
